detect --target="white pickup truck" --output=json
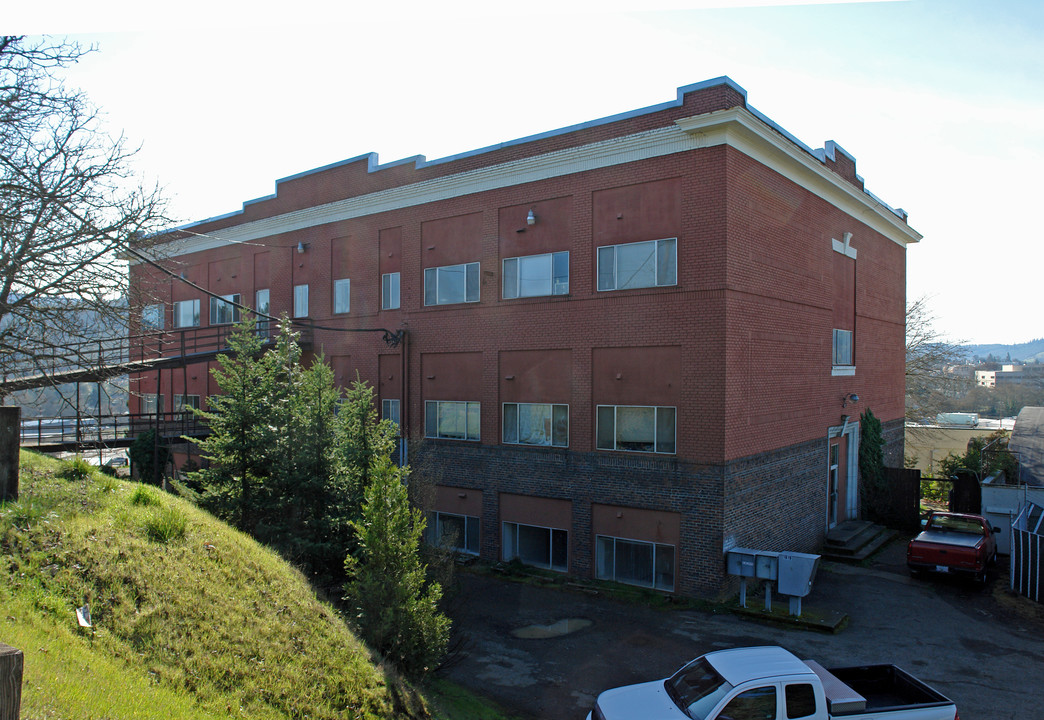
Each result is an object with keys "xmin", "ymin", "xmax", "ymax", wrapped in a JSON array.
[{"xmin": 588, "ymin": 646, "xmax": 958, "ymax": 720}]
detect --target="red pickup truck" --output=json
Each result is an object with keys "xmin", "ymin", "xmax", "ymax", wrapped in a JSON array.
[{"xmin": 907, "ymin": 511, "xmax": 999, "ymax": 584}]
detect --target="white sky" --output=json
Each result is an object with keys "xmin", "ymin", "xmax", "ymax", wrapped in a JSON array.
[{"xmin": 9, "ymin": 0, "xmax": 1044, "ymax": 345}]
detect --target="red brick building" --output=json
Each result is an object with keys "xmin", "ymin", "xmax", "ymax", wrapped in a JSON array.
[{"xmin": 129, "ymin": 77, "xmax": 918, "ymax": 597}]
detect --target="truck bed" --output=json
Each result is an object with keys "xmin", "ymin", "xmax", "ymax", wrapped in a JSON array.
[
  {"xmin": 828, "ymin": 664, "xmax": 951, "ymax": 714},
  {"xmin": 910, "ymin": 529, "xmax": 982, "ymax": 550}
]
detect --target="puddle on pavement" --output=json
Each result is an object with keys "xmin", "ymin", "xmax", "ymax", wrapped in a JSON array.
[{"xmin": 511, "ymin": 618, "xmax": 593, "ymax": 639}]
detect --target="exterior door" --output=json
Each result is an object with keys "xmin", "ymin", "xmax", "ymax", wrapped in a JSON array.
[{"xmin": 828, "ymin": 437, "xmax": 849, "ymax": 528}]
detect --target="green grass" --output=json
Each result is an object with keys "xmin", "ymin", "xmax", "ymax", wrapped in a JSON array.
[{"xmin": 1, "ymin": 451, "xmax": 433, "ymax": 720}]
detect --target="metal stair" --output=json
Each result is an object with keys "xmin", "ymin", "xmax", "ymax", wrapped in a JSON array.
[{"xmin": 823, "ymin": 520, "xmax": 897, "ymax": 562}]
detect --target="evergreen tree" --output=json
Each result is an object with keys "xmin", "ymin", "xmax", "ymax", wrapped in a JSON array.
[
  {"xmin": 344, "ymin": 456, "xmax": 450, "ymax": 678},
  {"xmin": 859, "ymin": 408, "xmax": 886, "ymax": 521},
  {"xmin": 190, "ymin": 318, "xmax": 286, "ymax": 530}
]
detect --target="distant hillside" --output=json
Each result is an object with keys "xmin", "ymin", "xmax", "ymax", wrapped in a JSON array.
[
  {"xmin": 0, "ymin": 452, "xmax": 429, "ymax": 720},
  {"xmin": 962, "ymin": 338, "xmax": 1044, "ymax": 364}
]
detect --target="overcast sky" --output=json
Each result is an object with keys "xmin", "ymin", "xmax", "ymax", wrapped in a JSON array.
[{"xmin": 11, "ymin": 0, "xmax": 1044, "ymax": 345}]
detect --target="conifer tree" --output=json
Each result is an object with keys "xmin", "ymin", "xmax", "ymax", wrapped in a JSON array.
[{"xmin": 344, "ymin": 456, "xmax": 450, "ymax": 678}]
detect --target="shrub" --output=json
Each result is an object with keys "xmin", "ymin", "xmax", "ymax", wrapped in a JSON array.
[
  {"xmin": 57, "ymin": 457, "xmax": 93, "ymax": 482},
  {"xmin": 130, "ymin": 484, "xmax": 162, "ymax": 507}
]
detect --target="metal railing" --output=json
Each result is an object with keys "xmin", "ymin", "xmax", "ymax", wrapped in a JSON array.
[{"xmin": 19, "ymin": 412, "xmax": 209, "ymax": 447}]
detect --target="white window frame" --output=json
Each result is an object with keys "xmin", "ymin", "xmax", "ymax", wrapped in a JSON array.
[
  {"xmin": 173, "ymin": 394, "xmax": 201, "ymax": 414},
  {"xmin": 596, "ymin": 404, "xmax": 676, "ymax": 454},
  {"xmin": 502, "ymin": 402, "xmax": 568, "ymax": 447},
  {"xmin": 502, "ymin": 521, "xmax": 568, "ymax": 572},
  {"xmin": 209, "ymin": 293, "xmax": 241, "ymax": 325},
  {"xmin": 334, "ymin": 278, "xmax": 351, "ymax": 314},
  {"xmin": 595, "ymin": 534, "xmax": 675, "ymax": 592},
  {"xmin": 425, "ymin": 400, "xmax": 480, "ymax": 441},
  {"xmin": 427, "ymin": 511, "xmax": 480, "ymax": 555},
  {"xmin": 831, "ymin": 325, "xmax": 856, "ymax": 369},
  {"xmin": 293, "ymin": 284, "xmax": 309, "ymax": 318},
  {"xmin": 382, "ymin": 398, "xmax": 400, "ymax": 427},
  {"xmin": 382, "ymin": 272, "xmax": 400, "ymax": 310},
  {"xmin": 424, "ymin": 262, "xmax": 480, "ymax": 306},
  {"xmin": 141, "ymin": 393, "xmax": 164, "ymax": 416},
  {"xmin": 502, "ymin": 251, "xmax": 569, "ymax": 299},
  {"xmin": 173, "ymin": 299, "xmax": 200, "ymax": 328},
  {"xmin": 597, "ymin": 238, "xmax": 677, "ymax": 291},
  {"xmin": 142, "ymin": 303, "xmax": 164, "ymax": 331},
  {"xmin": 255, "ymin": 288, "xmax": 270, "ymax": 333}
]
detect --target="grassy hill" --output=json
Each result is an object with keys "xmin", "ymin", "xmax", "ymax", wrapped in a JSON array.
[{"xmin": 0, "ymin": 451, "xmax": 432, "ymax": 720}]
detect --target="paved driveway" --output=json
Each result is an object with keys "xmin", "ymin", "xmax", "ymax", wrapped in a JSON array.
[{"xmin": 440, "ymin": 540, "xmax": 1044, "ymax": 720}]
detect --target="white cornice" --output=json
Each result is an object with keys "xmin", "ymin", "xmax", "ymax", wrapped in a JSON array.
[{"xmin": 146, "ymin": 107, "xmax": 919, "ymax": 261}]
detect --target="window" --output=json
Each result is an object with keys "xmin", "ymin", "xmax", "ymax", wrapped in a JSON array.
[
  {"xmin": 424, "ymin": 262, "xmax": 480, "ymax": 306},
  {"xmin": 255, "ymin": 289, "xmax": 270, "ymax": 333},
  {"xmin": 502, "ymin": 522, "xmax": 567, "ymax": 571},
  {"xmin": 382, "ymin": 272, "xmax": 400, "ymax": 310},
  {"xmin": 382, "ymin": 399, "xmax": 400, "ymax": 427},
  {"xmin": 334, "ymin": 278, "xmax": 351, "ymax": 314},
  {"xmin": 833, "ymin": 328, "xmax": 853, "ymax": 366},
  {"xmin": 173, "ymin": 299, "xmax": 200, "ymax": 328},
  {"xmin": 173, "ymin": 395, "xmax": 200, "ymax": 414},
  {"xmin": 142, "ymin": 304, "xmax": 164, "ymax": 330},
  {"xmin": 785, "ymin": 684, "xmax": 818, "ymax": 719},
  {"xmin": 427, "ymin": 512, "xmax": 480, "ymax": 555},
  {"xmin": 503, "ymin": 403, "xmax": 568, "ymax": 447},
  {"xmin": 596, "ymin": 535, "xmax": 675, "ymax": 591},
  {"xmin": 141, "ymin": 394, "xmax": 164, "ymax": 416},
  {"xmin": 425, "ymin": 401, "xmax": 480, "ymax": 441},
  {"xmin": 596, "ymin": 405, "xmax": 676, "ymax": 454},
  {"xmin": 293, "ymin": 284, "xmax": 309, "ymax": 318},
  {"xmin": 503, "ymin": 251, "xmax": 569, "ymax": 298},
  {"xmin": 209, "ymin": 293, "xmax": 241, "ymax": 325},
  {"xmin": 720, "ymin": 686, "xmax": 777, "ymax": 720},
  {"xmin": 597, "ymin": 238, "xmax": 677, "ymax": 291}
]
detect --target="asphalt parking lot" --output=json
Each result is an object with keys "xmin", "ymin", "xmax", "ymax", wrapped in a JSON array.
[{"xmin": 440, "ymin": 539, "xmax": 1044, "ymax": 720}]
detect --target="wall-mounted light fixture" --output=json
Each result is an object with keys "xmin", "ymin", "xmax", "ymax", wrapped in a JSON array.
[
  {"xmin": 527, "ymin": 209, "xmax": 537, "ymax": 226},
  {"xmin": 296, "ymin": 242, "xmax": 307, "ymax": 254},
  {"xmin": 841, "ymin": 393, "xmax": 859, "ymax": 408}
]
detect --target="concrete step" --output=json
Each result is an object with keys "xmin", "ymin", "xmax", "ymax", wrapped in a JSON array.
[{"xmin": 823, "ymin": 521, "xmax": 897, "ymax": 562}]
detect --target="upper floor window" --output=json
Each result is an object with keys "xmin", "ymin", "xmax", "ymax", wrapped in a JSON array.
[
  {"xmin": 334, "ymin": 278, "xmax": 351, "ymax": 314},
  {"xmin": 425, "ymin": 400, "xmax": 480, "ymax": 441},
  {"xmin": 173, "ymin": 299, "xmax": 200, "ymax": 328},
  {"xmin": 141, "ymin": 393, "xmax": 164, "ymax": 416},
  {"xmin": 597, "ymin": 238, "xmax": 677, "ymax": 291},
  {"xmin": 382, "ymin": 272, "xmax": 400, "ymax": 310},
  {"xmin": 503, "ymin": 403, "xmax": 568, "ymax": 447},
  {"xmin": 210, "ymin": 294, "xmax": 241, "ymax": 325},
  {"xmin": 173, "ymin": 394, "xmax": 201, "ymax": 414},
  {"xmin": 424, "ymin": 262, "xmax": 479, "ymax": 306},
  {"xmin": 382, "ymin": 398, "xmax": 400, "ymax": 427},
  {"xmin": 503, "ymin": 252, "xmax": 569, "ymax": 299},
  {"xmin": 833, "ymin": 329, "xmax": 853, "ymax": 366},
  {"xmin": 255, "ymin": 289, "xmax": 270, "ymax": 333},
  {"xmin": 293, "ymin": 284, "xmax": 309, "ymax": 318},
  {"xmin": 142, "ymin": 304, "xmax": 164, "ymax": 330},
  {"xmin": 596, "ymin": 405, "xmax": 676, "ymax": 454}
]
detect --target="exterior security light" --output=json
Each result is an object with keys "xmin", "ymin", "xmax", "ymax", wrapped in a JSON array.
[
  {"xmin": 841, "ymin": 393, "xmax": 859, "ymax": 408},
  {"xmin": 296, "ymin": 242, "xmax": 306, "ymax": 254},
  {"xmin": 527, "ymin": 209, "xmax": 537, "ymax": 225}
]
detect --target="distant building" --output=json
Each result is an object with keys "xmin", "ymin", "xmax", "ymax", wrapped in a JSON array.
[{"xmin": 127, "ymin": 77, "xmax": 918, "ymax": 597}]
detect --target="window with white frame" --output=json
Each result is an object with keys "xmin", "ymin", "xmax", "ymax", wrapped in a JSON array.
[
  {"xmin": 596, "ymin": 405, "xmax": 676, "ymax": 454},
  {"xmin": 141, "ymin": 394, "xmax": 164, "ymax": 416},
  {"xmin": 142, "ymin": 304, "xmax": 164, "ymax": 330},
  {"xmin": 424, "ymin": 262, "xmax": 480, "ymax": 306},
  {"xmin": 503, "ymin": 403, "xmax": 568, "ymax": 447},
  {"xmin": 255, "ymin": 289, "xmax": 270, "ymax": 333},
  {"xmin": 173, "ymin": 395, "xmax": 201, "ymax": 414},
  {"xmin": 293, "ymin": 284, "xmax": 309, "ymax": 318},
  {"xmin": 425, "ymin": 401, "xmax": 480, "ymax": 441},
  {"xmin": 597, "ymin": 238, "xmax": 677, "ymax": 291},
  {"xmin": 427, "ymin": 512, "xmax": 480, "ymax": 555},
  {"xmin": 209, "ymin": 294, "xmax": 241, "ymax": 325},
  {"xmin": 503, "ymin": 522, "xmax": 567, "ymax": 571},
  {"xmin": 382, "ymin": 272, "xmax": 400, "ymax": 310},
  {"xmin": 334, "ymin": 278, "xmax": 351, "ymax": 314},
  {"xmin": 833, "ymin": 328, "xmax": 853, "ymax": 366},
  {"xmin": 503, "ymin": 251, "xmax": 569, "ymax": 298},
  {"xmin": 595, "ymin": 535, "xmax": 675, "ymax": 591},
  {"xmin": 382, "ymin": 398, "xmax": 400, "ymax": 427},
  {"xmin": 173, "ymin": 299, "xmax": 200, "ymax": 328}
]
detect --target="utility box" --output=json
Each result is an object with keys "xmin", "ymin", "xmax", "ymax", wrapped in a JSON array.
[
  {"xmin": 777, "ymin": 551, "xmax": 820, "ymax": 597},
  {"xmin": 726, "ymin": 548, "xmax": 779, "ymax": 580}
]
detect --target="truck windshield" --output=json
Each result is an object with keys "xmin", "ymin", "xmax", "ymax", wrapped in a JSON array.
[{"xmin": 664, "ymin": 657, "xmax": 734, "ymax": 720}]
